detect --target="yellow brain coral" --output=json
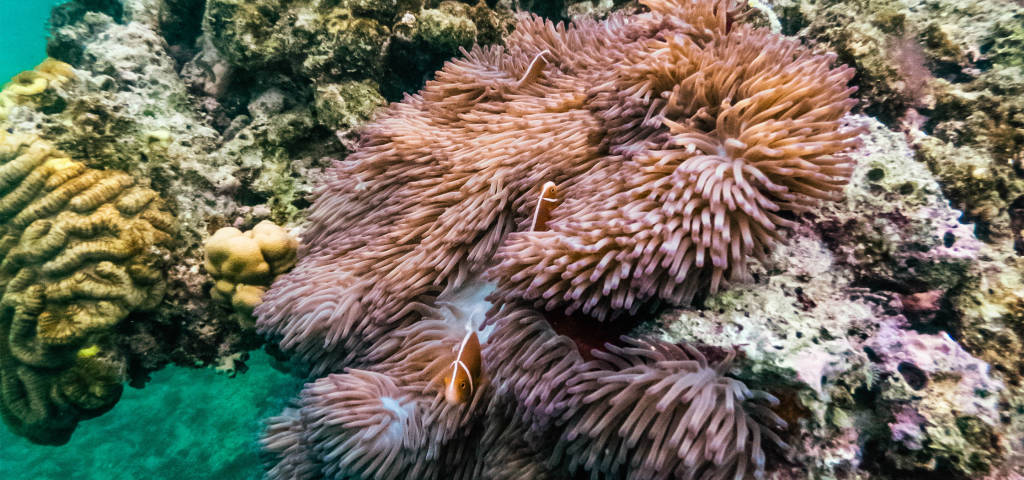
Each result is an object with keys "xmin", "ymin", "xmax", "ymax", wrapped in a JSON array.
[
  {"xmin": 0, "ymin": 59, "xmax": 75, "ymax": 120},
  {"xmin": 205, "ymin": 220, "xmax": 297, "ymax": 320},
  {"xmin": 0, "ymin": 131, "xmax": 175, "ymax": 445}
]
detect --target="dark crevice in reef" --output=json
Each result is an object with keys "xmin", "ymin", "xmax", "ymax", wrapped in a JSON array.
[
  {"xmin": 162, "ymin": 0, "xmax": 208, "ymax": 68},
  {"xmin": 381, "ymin": 35, "xmax": 471, "ymax": 101},
  {"xmin": 235, "ymin": 180, "xmax": 271, "ymax": 207},
  {"xmin": 115, "ymin": 302, "xmax": 264, "ymax": 385},
  {"xmin": 852, "ymin": 364, "xmax": 993, "ymax": 480}
]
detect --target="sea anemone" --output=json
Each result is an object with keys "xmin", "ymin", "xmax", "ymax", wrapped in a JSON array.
[
  {"xmin": 261, "ymin": 407, "xmax": 319, "ymax": 480},
  {"xmin": 483, "ymin": 304, "xmax": 583, "ymax": 435},
  {"xmin": 257, "ymin": 0, "xmax": 859, "ymax": 477},
  {"xmin": 487, "ymin": 7, "xmax": 861, "ymax": 321},
  {"xmin": 265, "ymin": 369, "xmax": 433, "ymax": 480},
  {"xmin": 472, "ymin": 418, "xmax": 563, "ymax": 480},
  {"xmin": 557, "ymin": 337, "xmax": 786, "ymax": 480}
]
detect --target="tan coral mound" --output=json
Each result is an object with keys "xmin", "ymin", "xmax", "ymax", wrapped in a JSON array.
[
  {"xmin": 205, "ymin": 220, "xmax": 298, "ymax": 323},
  {"xmin": 0, "ymin": 132, "xmax": 175, "ymax": 445}
]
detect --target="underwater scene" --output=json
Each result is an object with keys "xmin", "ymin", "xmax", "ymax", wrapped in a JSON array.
[{"xmin": 1, "ymin": 0, "xmax": 1024, "ymax": 479}]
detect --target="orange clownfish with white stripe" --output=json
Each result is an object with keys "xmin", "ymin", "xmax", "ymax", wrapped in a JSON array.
[
  {"xmin": 443, "ymin": 330, "xmax": 482, "ymax": 404},
  {"xmin": 530, "ymin": 181, "xmax": 560, "ymax": 232}
]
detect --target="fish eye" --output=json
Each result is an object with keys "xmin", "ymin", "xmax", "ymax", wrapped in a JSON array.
[{"xmin": 459, "ymin": 382, "xmax": 466, "ymax": 389}]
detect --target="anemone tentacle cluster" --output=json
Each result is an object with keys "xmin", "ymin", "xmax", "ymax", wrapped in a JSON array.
[{"xmin": 257, "ymin": 0, "xmax": 860, "ymax": 477}]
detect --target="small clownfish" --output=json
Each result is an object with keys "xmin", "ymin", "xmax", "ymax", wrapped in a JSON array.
[
  {"xmin": 530, "ymin": 181, "xmax": 561, "ymax": 232},
  {"xmin": 443, "ymin": 330, "xmax": 482, "ymax": 404}
]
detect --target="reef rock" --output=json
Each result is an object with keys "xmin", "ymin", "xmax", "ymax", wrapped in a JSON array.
[{"xmin": 656, "ymin": 116, "xmax": 1016, "ymax": 478}]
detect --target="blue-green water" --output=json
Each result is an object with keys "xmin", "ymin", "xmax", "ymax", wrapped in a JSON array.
[
  {"xmin": 0, "ymin": 2, "xmax": 62, "ymax": 81},
  {"xmin": 0, "ymin": 351, "xmax": 304, "ymax": 480}
]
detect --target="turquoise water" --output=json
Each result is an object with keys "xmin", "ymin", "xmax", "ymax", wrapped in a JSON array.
[
  {"xmin": 0, "ymin": 2, "xmax": 63, "ymax": 81},
  {"xmin": 0, "ymin": 351, "xmax": 304, "ymax": 480}
]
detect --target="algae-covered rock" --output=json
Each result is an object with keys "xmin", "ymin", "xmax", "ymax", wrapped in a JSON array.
[
  {"xmin": 200, "ymin": 0, "xmax": 515, "ymax": 101},
  {"xmin": 774, "ymin": 0, "xmax": 1024, "ymax": 238},
  {"xmin": 313, "ymin": 79, "xmax": 385, "ymax": 129}
]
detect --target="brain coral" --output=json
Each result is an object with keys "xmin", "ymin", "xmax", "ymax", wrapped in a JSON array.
[
  {"xmin": 257, "ymin": 0, "xmax": 860, "ymax": 477},
  {"xmin": 0, "ymin": 132, "xmax": 175, "ymax": 445},
  {"xmin": 0, "ymin": 59, "xmax": 75, "ymax": 121}
]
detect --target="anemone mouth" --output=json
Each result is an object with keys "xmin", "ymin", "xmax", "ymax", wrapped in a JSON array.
[{"xmin": 542, "ymin": 307, "xmax": 648, "ymax": 362}]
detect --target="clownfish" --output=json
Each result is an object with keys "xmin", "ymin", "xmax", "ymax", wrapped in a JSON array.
[
  {"xmin": 530, "ymin": 181, "xmax": 561, "ymax": 232},
  {"xmin": 443, "ymin": 330, "xmax": 482, "ymax": 404}
]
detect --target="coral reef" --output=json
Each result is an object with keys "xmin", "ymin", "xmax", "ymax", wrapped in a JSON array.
[
  {"xmin": 0, "ymin": 132, "xmax": 175, "ymax": 445},
  {"xmin": 205, "ymin": 220, "xmax": 298, "ymax": 325},
  {"xmin": 0, "ymin": 0, "xmax": 1020, "ymax": 477},
  {"xmin": 256, "ymin": 0, "xmax": 859, "ymax": 477},
  {"xmin": 774, "ymin": 0, "xmax": 1024, "ymax": 238},
  {"xmin": 0, "ymin": 0, "xmax": 565, "ymax": 382}
]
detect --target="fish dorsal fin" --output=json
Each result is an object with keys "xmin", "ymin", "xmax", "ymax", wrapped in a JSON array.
[
  {"xmin": 530, "ymin": 181, "xmax": 560, "ymax": 232},
  {"xmin": 516, "ymin": 50, "xmax": 552, "ymax": 88}
]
